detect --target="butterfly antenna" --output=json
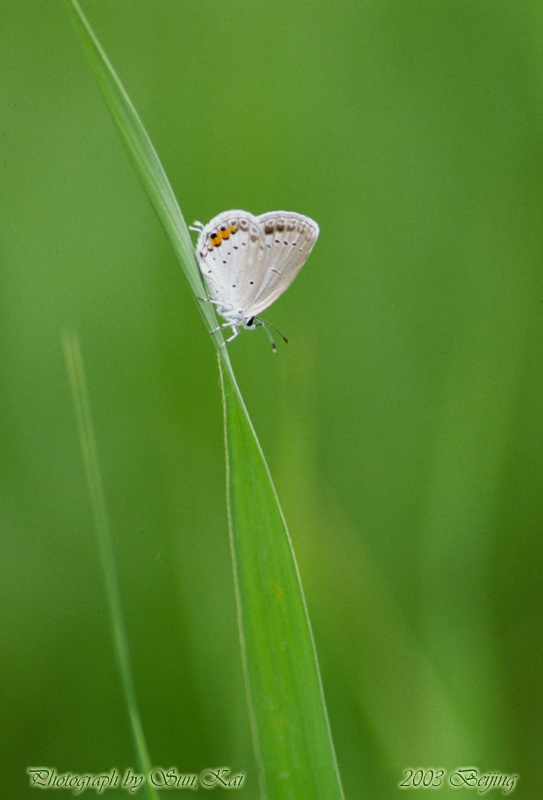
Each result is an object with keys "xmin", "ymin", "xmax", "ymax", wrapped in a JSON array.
[{"xmin": 255, "ymin": 317, "xmax": 289, "ymax": 351}]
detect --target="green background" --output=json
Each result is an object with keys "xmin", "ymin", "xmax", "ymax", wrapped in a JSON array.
[{"xmin": 2, "ymin": 1, "xmax": 542, "ymax": 797}]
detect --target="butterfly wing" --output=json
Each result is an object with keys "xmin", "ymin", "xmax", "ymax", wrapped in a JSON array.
[
  {"xmin": 196, "ymin": 211, "xmax": 267, "ymax": 315},
  {"xmin": 247, "ymin": 211, "xmax": 319, "ymax": 317},
  {"xmin": 195, "ymin": 210, "xmax": 319, "ymax": 319}
]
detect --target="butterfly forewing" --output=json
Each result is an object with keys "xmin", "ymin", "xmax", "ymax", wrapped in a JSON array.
[{"xmin": 248, "ymin": 212, "xmax": 319, "ymax": 316}]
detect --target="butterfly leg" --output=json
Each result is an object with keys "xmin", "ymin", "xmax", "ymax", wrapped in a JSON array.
[
  {"xmin": 223, "ymin": 325, "xmax": 240, "ymax": 345},
  {"xmin": 209, "ymin": 321, "xmax": 239, "ymax": 346},
  {"xmin": 189, "ymin": 221, "xmax": 206, "ymax": 233}
]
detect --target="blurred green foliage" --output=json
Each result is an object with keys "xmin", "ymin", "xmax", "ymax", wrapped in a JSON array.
[{"xmin": 2, "ymin": 1, "xmax": 542, "ymax": 797}]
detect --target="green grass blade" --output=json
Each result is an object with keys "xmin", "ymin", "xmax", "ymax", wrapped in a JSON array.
[
  {"xmin": 63, "ymin": 331, "xmax": 159, "ymax": 800},
  {"xmin": 220, "ymin": 362, "xmax": 344, "ymax": 800},
  {"xmin": 65, "ymin": 3, "xmax": 344, "ymax": 797},
  {"xmin": 63, "ymin": 0, "xmax": 221, "ymax": 342}
]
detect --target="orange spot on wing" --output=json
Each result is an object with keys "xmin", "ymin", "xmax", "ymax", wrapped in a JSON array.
[
  {"xmin": 208, "ymin": 225, "xmax": 237, "ymax": 248},
  {"xmin": 220, "ymin": 225, "xmax": 238, "ymax": 240}
]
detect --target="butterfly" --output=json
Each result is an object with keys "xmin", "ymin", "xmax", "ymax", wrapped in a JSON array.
[{"xmin": 192, "ymin": 210, "xmax": 319, "ymax": 349}]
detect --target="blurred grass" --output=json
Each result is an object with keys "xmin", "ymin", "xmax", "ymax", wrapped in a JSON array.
[
  {"xmin": 2, "ymin": 1, "xmax": 543, "ymax": 798},
  {"xmin": 63, "ymin": 330, "xmax": 158, "ymax": 800}
]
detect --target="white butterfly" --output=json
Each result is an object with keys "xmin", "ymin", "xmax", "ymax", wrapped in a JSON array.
[{"xmin": 192, "ymin": 210, "xmax": 319, "ymax": 349}]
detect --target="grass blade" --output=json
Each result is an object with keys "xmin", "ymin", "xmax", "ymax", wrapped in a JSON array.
[
  {"xmin": 63, "ymin": 0, "xmax": 220, "ymax": 341},
  {"xmin": 220, "ymin": 362, "xmax": 344, "ymax": 800},
  {"xmin": 65, "ymin": 3, "xmax": 344, "ymax": 797}
]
